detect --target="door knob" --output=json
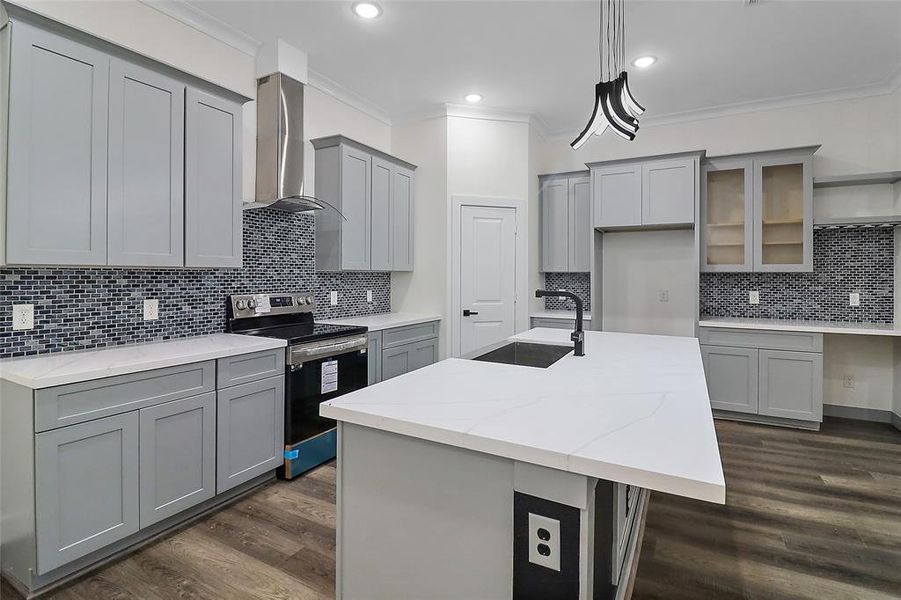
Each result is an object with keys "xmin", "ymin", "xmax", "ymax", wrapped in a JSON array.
[{"xmin": 463, "ymin": 309, "xmax": 479, "ymax": 316}]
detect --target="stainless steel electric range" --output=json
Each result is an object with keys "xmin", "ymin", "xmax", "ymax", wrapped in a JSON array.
[{"xmin": 227, "ymin": 292, "xmax": 368, "ymax": 478}]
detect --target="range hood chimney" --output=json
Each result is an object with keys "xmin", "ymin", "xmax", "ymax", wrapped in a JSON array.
[{"xmin": 252, "ymin": 72, "xmax": 330, "ymax": 213}]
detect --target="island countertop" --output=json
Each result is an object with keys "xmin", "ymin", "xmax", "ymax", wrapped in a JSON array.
[{"xmin": 321, "ymin": 327, "xmax": 725, "ymax": 504}]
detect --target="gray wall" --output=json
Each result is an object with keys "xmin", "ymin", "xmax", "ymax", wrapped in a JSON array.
[{"xmin": 0, "ymin": 208, "xmax": 390, "ymax": 359}]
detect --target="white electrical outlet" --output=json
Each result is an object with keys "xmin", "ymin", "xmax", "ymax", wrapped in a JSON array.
[
  {"xmin": 849, "ymin": 292, "xmax": 861, "ymax": 307},
  {"xmin": 528, "ymin": 513, "xmax": 560, "ymax": 572},
  {"xmin": 658, "ymin": 289, "xmax": 670, "ymax": 303},
  {"xmin": 143, "ymin": 299, "xmax": 159, "ymax": 321},
  {"xmin": 12, "ymin": 304, "xmax": 34, "ymax": 330},
  {"xmin": 366, "ymin": 290, "xmax": 373, "ymax": 303},
  {"xmin": 843, "ymin": 374, "xmax": 855, "ymax": 389},
  {"xmin": 330, "ymin": 291, "xmax": 338, "ymax": 306},
  {"xmin": 749, "ymin": 291, "xmax": 760, "ymax": 305}
]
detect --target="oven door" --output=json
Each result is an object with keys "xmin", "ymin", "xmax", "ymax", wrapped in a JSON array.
[{"xmin": 285, "ymin": 336, "xmax": 368, "ymax": 446}]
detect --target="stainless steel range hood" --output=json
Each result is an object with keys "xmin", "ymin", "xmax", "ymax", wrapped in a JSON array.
[{"xmin": 250, "ymin": 72, "xmax": 333, "ymax": 213}]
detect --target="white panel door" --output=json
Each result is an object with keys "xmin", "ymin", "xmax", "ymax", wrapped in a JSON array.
[{"xmin": 460, "ymin": 206, "xmax": 517, "ymax": 356}]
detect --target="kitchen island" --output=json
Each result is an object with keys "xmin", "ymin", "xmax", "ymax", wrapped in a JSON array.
[{"xmin": 321, "ymin": 328, "xmax": 724, "ymax": 600}]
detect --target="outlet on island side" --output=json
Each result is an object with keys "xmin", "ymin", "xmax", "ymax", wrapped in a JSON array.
[
  {"xmin": 528, "ymin": 513, "xmax": 560, "ymax": 572},
  {"xmin": 749, "ymin": 291, "xmax": 760, "ymax": 305}
]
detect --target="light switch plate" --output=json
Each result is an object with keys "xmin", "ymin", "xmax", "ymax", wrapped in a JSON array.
[
  {"xmin": 749, "ymin": 291, "xmax": 760, "ymax": 305},
  {"xmin": 366, "ymin": 290, "xmax": 373, "ymax": 303},
  {"xmin": 143, "ymin": 299, "xmax": 159, "ymax": 321},
  {"xmin": 849, "ymin": 292, "xmax": 860, "ymax": 307},
  {"xmin": 12, "ymin": 304, "xmax": 34, "ymax": 330},
  {"xmin": 527, "ymin": 513, "xmax": 560, "ymax": 572},
  {"xmin": 330, "ymin": 291, "xmax": 338, "ymax": 306}
]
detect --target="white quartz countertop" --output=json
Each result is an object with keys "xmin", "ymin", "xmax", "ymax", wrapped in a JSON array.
[
  {"xmin": 318, "ymin": 312, "xmax": 441, "ymax": 331},
  {"xmin": 0, "ymin": 334, "xmax": 287, "ymax": 389},
  {"xmin": 530, "ymin": 309, "xmax": 593, "ymax": 321},
  {"xmin": 698, "ymin": 317, "xmax": 901, "ymax": 337},
  {"xmin": 322, "ymin": 327, "xmax": 725, "ymax": 504}
]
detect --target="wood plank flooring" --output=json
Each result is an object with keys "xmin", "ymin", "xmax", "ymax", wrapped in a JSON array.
[{"xmin": 3, "ymin": 417, "xmax": 900, "ymax": 600}]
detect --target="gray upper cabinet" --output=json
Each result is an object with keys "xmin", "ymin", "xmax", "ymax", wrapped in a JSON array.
[
  {"xmin": 6, "ymin": 20, "xmax": 109, "ymax": 265},
  {"xmin": 701, "ymin": 147, "xmax": 817, "ymax": 273},
  {"xmin": 216, "ymin": 376, "xmax": 285, "ymax": 493},
  {"xmin": 35, "ymin": 412, "xmax": 139, "ymax": 573},
  {"xmin": 592, "ymin": 163, "xmax": 642, "ymax": 228},
  {"xmin": 641, "ymin": 158, "xmax": 695, "ymax": 226},
  {"xmin": 540, "ymin": 177, "xmax": 569, "ymax": 272},
  {"xmin": 139, "ymin": 392, "xmax": 216, "ymax": 527},
  {"xmin": 2, "ymin": 13, "xmax": 247, "ymax": 268},
  {"xmin": 313, "ymin": 136, "xmax": 416, "ymax": 272},
  {"xmin": 184, "ymin": 88, "xmax": 243, "ymax": 268},
  {"xmin": 108, "ymin": 59, "xmax": 185, "ymax": 266},
  {"xmin": 540, "ymin": 172, "xmax": 590, "ymax": 273}
]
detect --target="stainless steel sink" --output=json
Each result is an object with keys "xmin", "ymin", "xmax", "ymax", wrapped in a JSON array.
[{"xmin": 471, "ymin": 342, "xmax": 572, "ymax": 368}]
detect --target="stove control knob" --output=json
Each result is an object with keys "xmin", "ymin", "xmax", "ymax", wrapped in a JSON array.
[
  {"xmin": 296, "ymin": 296, "xmax": 306, "ymax": 305},
  {"xmin": 235, "ymin": 299, "xmax": 247, "ymax": 310},
  {"xmin": 247, "ymin": 299, "xmax": 257, "ymax": 309},
  {"xmin": 305, "ymin": 296, "xmax": 314, "ymax": 305}
]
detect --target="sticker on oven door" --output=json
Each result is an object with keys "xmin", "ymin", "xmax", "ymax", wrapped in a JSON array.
[{"xmin": 321, "ymin": 360, "xmax": 338, "ymax": 394}]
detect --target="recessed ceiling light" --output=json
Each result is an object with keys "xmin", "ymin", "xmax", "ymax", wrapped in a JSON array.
[
  {"xmin": 631, "ymin": 55, "xmax": 657, "ymax": 69},
  {"xmin": 352, "ymin": 2, "xmax": 381, "ymax": 19},
  {"xmin": 464, "ymin": 93, "xmax": 483, "ymax": 103}
]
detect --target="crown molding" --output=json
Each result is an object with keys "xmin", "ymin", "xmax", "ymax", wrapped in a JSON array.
[
  {"xmin": 307, "ymin": 68, "xmax": 393, "ymax": 127},
  {"xmin": 395, "ymin": 103, "xmax": 549, "ymax": 137},
  {"xmin": 139, "ymin": 0, "xmax": 261, "ymax": 57}
]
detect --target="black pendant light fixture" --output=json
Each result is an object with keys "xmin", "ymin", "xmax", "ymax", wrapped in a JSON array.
[{"xmin": 572, "ymin": 0, "xmax": 645, "ymax": 150}]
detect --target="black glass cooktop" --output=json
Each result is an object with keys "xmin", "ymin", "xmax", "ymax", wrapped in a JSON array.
[{"xmin": 237, "ymin": 322, "xmax": 368, "ymax": 345}]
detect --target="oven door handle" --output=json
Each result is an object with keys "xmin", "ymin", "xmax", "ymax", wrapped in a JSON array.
[{"xmin": 290, "ymin": 336, "xmax": 368, "ymax": 364}]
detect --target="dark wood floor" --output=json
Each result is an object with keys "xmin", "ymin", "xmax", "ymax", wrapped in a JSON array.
[{"xmin": 3, "ymin": 418, "xmax": 900, "ymax": 600}]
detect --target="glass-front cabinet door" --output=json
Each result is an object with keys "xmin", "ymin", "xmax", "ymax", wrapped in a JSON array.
[
  {"xmin": 753, "ymin": 155, "xmax": 813, "ymax": 272},
  {"xmin": 701, "ymin": 159, "xmax": 753, "ymax": 271}
]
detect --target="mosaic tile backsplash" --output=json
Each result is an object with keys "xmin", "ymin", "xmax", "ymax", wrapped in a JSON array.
[
  {"xmin": 543, "ymin": 272, "xmax": 592, "ymax": 312},
  {"xmin": 700, "ymin": 228, "xmax": 894, "ymax": 323},
  {"xmin": 0, "ymin": 208, "xmax": 390, "ymax": 359}
]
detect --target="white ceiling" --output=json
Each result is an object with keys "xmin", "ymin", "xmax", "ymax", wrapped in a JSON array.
[{"xmin": 188, "ymin": 0, "xmax": 901, "ymax": 134}]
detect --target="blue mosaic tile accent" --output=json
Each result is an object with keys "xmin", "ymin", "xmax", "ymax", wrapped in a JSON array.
[
  {"xmin": 700, "ymin": 228, "xmax": 894, "ymax": 323},
  {"xmin": 0, "ymin": 208, "xmax": 391, "ymax": 359},
  {"xmin": 543, "ymin": 272, "xmax": 591, "ymax": 311}
]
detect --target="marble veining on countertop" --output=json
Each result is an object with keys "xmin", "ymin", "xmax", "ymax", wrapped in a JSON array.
[
  {"xmin": 0, "ymin": 334, "xmax": 287, "ymax": 389},
  {"xmin": 531, "ymin": 309, "xmax": 593, "ymax": 320},
  {"xmin": 317, "ymin": 312, "xmax": 441, "ymax": 331},
  {"xmin": 322, "ymin": 327, "xmax": 725, "ymax": 504},
  {"xmin": 698, "ymin": 316, "xmax": 901, "ymax": 337}
]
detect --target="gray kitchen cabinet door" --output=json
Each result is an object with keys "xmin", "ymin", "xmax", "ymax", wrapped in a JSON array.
[
  {"xmin": 700, "ymin": 158, "xmax": 754, "ymax": 272},
  {"xmin": 367, "ymin": 331, "xmax": 383, "ymax": 385},
  {"xmin": 107, "ymin": 59, "xmax": 185, "ymax": 266},
  {"xmin": 390, "ymin": 164, "xmax": 415, "ymax": 271},
  {"xmin": 381, "ymin": 344, "xmax": 411, "ymax": 381},
  {"xmin": 541, "ymin": 177, "xmax": 569, "ymax": 272},
  {"xmin": 592, "ymin": 163, "xmax": 642, "ymax": 228},
  {"xmin": 568, "ymin": 175, "xmax": 591, "ymax": 272},
  {"xmin": 408, "ymin": 338, "xmax": 439, "ymax": 372},
  {"xmin": 700, "ymin": 345, "xmax": 759, "ymax": 415},
  {"xmin": 35, "ymin": 412, "xmax": 139, "ymax": 573},
  {"xmin": 139, "ymin": 392, "xmax": 216, "ymax": 528},
  {"xmin": 758, "ymin": 350, "xmax": 823, "ymax": 422},
  {"xmin": 340, "ymin": 145, "xmax": 372, "ymax": 270},
  {"xmin": 641, "ymin": 158, "xmax": 695, "ymax": 226},
  {"xmin": 6, "ymin": 20, "xmax": 109, "ymax": 265},
  {"xmin": 752, "ymin": 154, "xmax": 814, "ymax": 273},
  {"xmin": 217, "ymin": 376, "xmax": 285, "ymax": 493},
  {"xmin": 185, "ymin": 88, "xmax": 243, "ymax": 267},
  {"xmin": 370, "ymin": 156, "xmax": 392, "ymax": 271}
]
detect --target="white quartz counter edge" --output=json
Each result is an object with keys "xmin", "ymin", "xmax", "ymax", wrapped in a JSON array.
[
  {"xmin": 699, "ymin": 317, "xmax": 901, "ymax": 337},
  {"xmin": 530, "ymin": 310, "xmax": 593, "ymax": 321},
  {"xmin": 0, "ymin": 334, "xmax": 287, "ymax": 389},
  {"xmin": 317, "ymin": 312, "xmax": 441, "ymax": 331}
]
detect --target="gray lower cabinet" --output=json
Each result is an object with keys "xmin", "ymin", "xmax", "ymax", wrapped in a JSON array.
[
  {"xmin": 531, "ymin": 316, "xmax": 592, "ymax": 330},
  {"xmin": 35, "ymin": 412, "xmax": 140, "ymax": 573},
  {"xmin": 382, "ymin": 338, "xmax": 439, "ymax": 381},
  {"xmin": 216, "ymin": 376, "xmax": 285, "ymax": 493},
  {"xmin": 184, "ymin": 88, "xmax": 243, "ymax": 267},
  {"xmin": 375, "ymin": 321, "xmax": 440, "ymax": 382},
  {"xmin": 138, "ymin": 392, "xmax": 216, "ymax": 527},
  {"xmin": 700, "ymin": 345, "xmax": 758, "ymax": 414},
  {"xmin": 107, "ymin": 58, "xmax": 185, "ymax": 266},
  {"xmin": 367, "ymin": 331, "xmax": 383, "ymax": 385},
  {"xmin": 6, "ymin": 19, "xmax": 110, "ymax": 265},
  {"xmin": 758, "ymin": 350, "xmax": 823, "ymax": 421}
]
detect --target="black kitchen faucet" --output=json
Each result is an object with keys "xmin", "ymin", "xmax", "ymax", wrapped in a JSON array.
[{"xmin": 535, "ymin": 290, "xmax": 585, "ymax": 356}]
